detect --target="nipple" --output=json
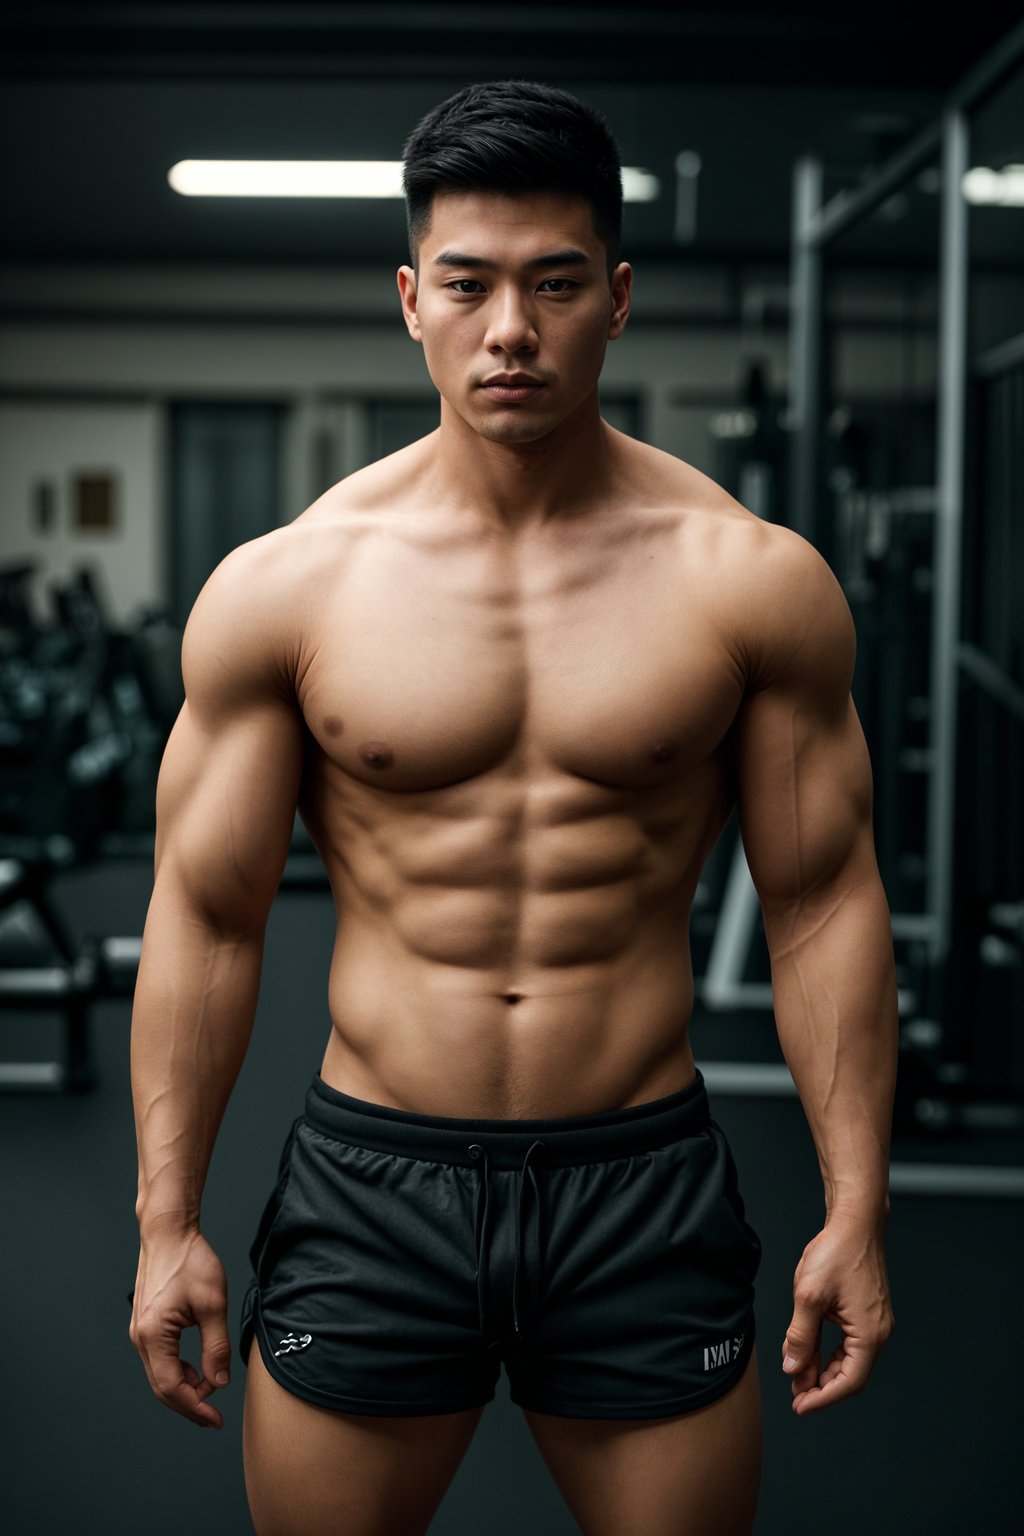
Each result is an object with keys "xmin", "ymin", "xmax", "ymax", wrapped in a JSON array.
[
  {"xmin": 651, "ymin": 740, "xmax": 678, "ymax": 764},
  {"xmin": 360, "ymin": 740, "xmax": 394, "ymax": 769}
]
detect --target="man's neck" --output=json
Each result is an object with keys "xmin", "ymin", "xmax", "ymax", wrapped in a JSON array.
[{"xmin": 426, "ymin": 394, "xmax": 615, "ymax": 534}]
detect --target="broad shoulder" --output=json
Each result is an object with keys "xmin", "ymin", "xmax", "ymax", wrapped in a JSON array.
[
  {"xmin": 185, "ymin": 522, "xmax": 338, "ymax": 701},
  {"xmin": 713, "ymin": 512, "xmax": 856, "ymax": 692}
]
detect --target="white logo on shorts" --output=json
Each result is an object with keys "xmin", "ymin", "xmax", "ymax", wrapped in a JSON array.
[
  {"xmin": 274, "ymin": 1332, "xmax": 313, "ymax": 1357},
  {"xmin": 703, "ymin": 1333, "xmax": 743, "ymax": 1372}
]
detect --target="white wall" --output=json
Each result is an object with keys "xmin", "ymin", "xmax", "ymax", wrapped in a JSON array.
[{"xmin": 0, "ymin": 399, "xmax": 164, "ymax": 628}]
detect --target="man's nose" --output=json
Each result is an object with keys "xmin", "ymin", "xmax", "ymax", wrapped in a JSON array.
[{"xmin": 484, "ymin": 290, "xmax": 538, "ymax": 354}]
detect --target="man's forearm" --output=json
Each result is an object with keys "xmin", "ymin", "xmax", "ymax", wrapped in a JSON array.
[
  {"xmin": 131, "ymin": 890, "xmax": 263, "ymax": 1237},
  {"xmin": 763, "ymin": 872, "xmax": 899, "ymax": 1230}
]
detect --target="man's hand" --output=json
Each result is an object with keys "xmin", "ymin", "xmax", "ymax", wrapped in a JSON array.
[
  {"xmin": 129, "ymin": 1229, "xmax": 232, "ymax": 1430},
  {"xmin": 781, "ymin": 1216, "xmax": 894, "ymax": 1415}
]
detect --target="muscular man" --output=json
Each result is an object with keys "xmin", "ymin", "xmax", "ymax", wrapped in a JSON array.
[{"xmin": 129, "ymin": 80, "xmax": 897, "ymax": 1536}]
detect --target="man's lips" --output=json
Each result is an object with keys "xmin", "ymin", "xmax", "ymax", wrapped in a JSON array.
[{"xmin": 479, "ymin": 379, "xmax": 546, "ymax": 401}]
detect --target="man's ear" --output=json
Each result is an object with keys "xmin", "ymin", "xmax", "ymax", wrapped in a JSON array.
[
  {"xmin": 608, "ymin": 262, "xmax": 632, "ymax": 341},
  {"xmin": 397, "ymin": 265, "xmax": 422, "ymax": 342}
]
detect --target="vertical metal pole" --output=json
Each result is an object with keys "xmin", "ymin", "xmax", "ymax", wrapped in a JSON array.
[
  {"xmin": 788, "ymin": 156, "xmax": 824, "ymax": 540},
  {"xmin": 928, "ymin": 108, "xmax": 969, "ymax": 968}
]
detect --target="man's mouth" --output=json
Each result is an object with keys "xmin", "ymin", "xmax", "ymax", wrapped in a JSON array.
[{"xmin": 479, "ymin": 377, "xmax": 547, "ymax": 403}]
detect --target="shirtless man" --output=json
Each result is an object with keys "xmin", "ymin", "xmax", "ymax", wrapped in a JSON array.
[{"xmin": 129, "ymin": 80, "xmax": 897, "ymax": 1536}]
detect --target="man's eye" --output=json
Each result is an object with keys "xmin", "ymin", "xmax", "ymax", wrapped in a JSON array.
[
  {"xmin": 539, "ymin": 279, "xmax": 579, "ymax": 293},
  {"xmin": 447, "ymin": 279, "xmax": 484, "ymax": 294}
]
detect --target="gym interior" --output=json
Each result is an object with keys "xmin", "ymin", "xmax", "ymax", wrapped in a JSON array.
[{"xmin": 2, "ymin": 6, "xmax": 1022, "ymax": 1533}]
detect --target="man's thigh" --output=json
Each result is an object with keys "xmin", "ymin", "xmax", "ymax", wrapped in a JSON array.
[
  {"xmin": 243, "ymin": 1342, "xmax": 486, "ymax": 1536},
  {"xmin": 522, "ymin": 1348, "xmax": 762, "ymax": 1536}
]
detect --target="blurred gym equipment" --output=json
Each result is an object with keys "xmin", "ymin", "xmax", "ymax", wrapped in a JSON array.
[
  {"xmin": 0, "ymin": 558, "xmax": 322, "ymax": 1092},
  {"xmin": 0, "ymin": 559, "xmax": 178, "ymax": 1089}
]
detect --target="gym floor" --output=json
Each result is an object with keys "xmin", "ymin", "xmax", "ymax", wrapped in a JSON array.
[{"xmin": 3, "ymin": 857, "xmax": 1021, "ymax": 1536}]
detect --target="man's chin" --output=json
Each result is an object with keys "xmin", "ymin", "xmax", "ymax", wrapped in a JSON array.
[{"xmin": 472, "ymin": 409, "xmax": 557, "ymax": 446}]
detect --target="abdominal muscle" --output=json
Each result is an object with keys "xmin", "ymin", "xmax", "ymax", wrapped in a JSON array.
[{"xmin": 313, "ymin": 812, "xmax": 704, "ymax": 1120}]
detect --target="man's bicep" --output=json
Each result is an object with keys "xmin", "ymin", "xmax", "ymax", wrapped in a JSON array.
[
  {"xmin": 154, "ymin": 697, "xmax": 305, "ymax": 932},
  {"xmin": 732, "ymin": 543, "xmax": 876, "ymax": 915},
  {"xmin": 153, "ymin": 543, "xmax": 307, "ymax": 937}
]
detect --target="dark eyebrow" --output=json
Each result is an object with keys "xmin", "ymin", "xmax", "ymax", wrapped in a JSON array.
[{"xmin": 433, "ymin": 248, "xmax": 592, "ymax": 270}]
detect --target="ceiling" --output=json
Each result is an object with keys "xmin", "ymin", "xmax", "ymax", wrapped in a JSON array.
[{"xmin": 1, "ymin": 2, "xmax": 1022, "ymax": 269}]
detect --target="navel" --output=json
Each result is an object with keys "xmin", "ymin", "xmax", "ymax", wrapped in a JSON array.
[
  {"xmin": 651, "ymin": 740, "xmax": 678, "ymax": 764},
  {"xmin": 503, "ymin": 993, "xmax": 523, "ymax": 1006},
  {"xmin": 360, "ymin": 740, "xmax": 394, "ymax": 769}
]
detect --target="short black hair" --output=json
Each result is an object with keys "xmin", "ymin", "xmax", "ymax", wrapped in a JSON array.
[{"xmin": 402, "ymin": 80, "xmax": 623, "ymax": 278}]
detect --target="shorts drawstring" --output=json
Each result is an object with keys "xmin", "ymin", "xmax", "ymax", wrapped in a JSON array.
[
  {"xmin": 513, "ymin": 1140, "xmax": 547, "ymax": 1337},
  {"xmin": 469, "ymin": 1139, "xmax": 547, "ymax": 1344}
]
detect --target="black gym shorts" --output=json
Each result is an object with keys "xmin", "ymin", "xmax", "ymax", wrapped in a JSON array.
[{"xmin": 239, "ymin": 1065, "xmax": 762, "ymax": 1419}]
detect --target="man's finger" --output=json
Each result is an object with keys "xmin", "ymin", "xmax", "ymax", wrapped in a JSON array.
[
  {"xmin": 781, "ymin": 1297, "xmax": 822, "ymax": 1379},
  {"xmin": 788, "ymin": 1355, "xmax": 821, "ymax": 1396},
  {"xmin": 791, "ymin": 1339, "xmax": 873, "ymax": 1415},
  {"xmin": 152, "ymin": 1363, "xmax": 225, "ymax": 1429},
  {"xmin": 198, "ymin": 1308, "xmax": 232, "ymax": 1392},
  {"xmin": 165, "ymin": 1382, "xmax": 225, "ymax": 1429}
]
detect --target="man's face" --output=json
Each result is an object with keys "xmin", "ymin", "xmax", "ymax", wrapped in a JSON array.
[{"xmin": 397, "ymin": 191, "xmax": 631, "ymax": 446}]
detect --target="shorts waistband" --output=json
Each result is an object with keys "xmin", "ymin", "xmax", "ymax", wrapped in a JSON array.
[{"xmin": 303, "ymin": 1067, "xmax": 711, "ymax": 1170}]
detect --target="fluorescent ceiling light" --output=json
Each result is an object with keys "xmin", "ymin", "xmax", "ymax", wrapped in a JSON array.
[
  {"xmin": 168, "ymin": 160, "xmax": 405, "ymax": 198},
  {"xmin": 168, "ymin": 159, "xmax": 660, "ymax": 202},
  {"xmin": 621, "ymin": 167, "xmax": 660, "ymax": 202},
  {"xmin": 961, "ymin": 164, "xmax": 1024, "ymax": 206}
]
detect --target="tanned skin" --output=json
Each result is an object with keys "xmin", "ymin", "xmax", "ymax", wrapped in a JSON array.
[{"xmin": 130, "ymin": 188, "xmax": 896, "ymax": 1534}]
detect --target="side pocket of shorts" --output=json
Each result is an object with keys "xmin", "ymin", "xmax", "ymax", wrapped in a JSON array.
[
  {"xmin": 705, "ymin": 1118, "xmax": 763, "ymax": 1285},
  {"xmin": 248, "ymin": 1114, "xmax": 303, "ymax": 1281},
  {"xmin": 240, "ymin": 1114, "xmax": 304, "ymax": 1365}
]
